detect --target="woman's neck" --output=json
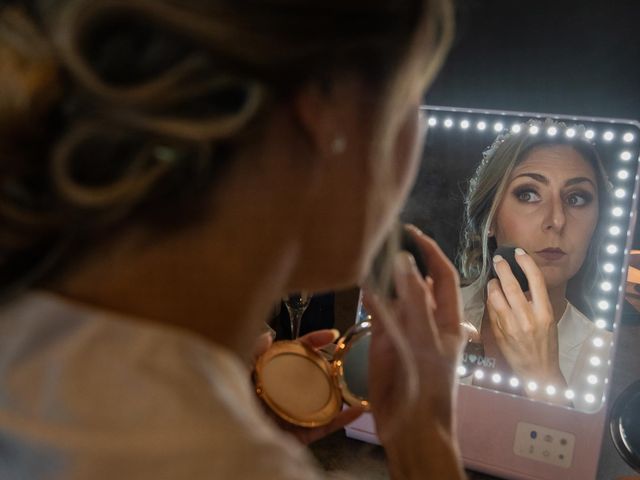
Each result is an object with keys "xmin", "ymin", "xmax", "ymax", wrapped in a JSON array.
[
  {"xmin": 50, "ymin": 222, "xmax": 298, "ymax": 359},
  {"xmin": 546, "ymin": 284, "xmax": 568, "ymax": 324}
]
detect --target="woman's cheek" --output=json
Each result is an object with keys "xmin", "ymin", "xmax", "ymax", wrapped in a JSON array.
[{"xmin": 394, "ymin": 109, "xmax": 421, "ymax": 191}]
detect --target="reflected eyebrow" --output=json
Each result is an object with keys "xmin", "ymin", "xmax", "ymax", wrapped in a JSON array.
[{"xmin": 512, "ymin": 173, "xmax": 596, "ymax": 189}]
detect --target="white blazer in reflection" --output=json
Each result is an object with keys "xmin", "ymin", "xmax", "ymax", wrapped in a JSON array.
[{"xmin": 460, "ymin": 280, "xmax": 612, "ymax": 413}]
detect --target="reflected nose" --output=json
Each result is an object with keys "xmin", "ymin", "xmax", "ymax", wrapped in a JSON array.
[{"xmin": 543, "ymin": 197, "xmax": 566, "ymax": 232}]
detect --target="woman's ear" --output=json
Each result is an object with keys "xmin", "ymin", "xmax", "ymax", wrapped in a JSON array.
[{"xmin": 291, "ymin": 78, "xmax": 357, "ymax": 159}]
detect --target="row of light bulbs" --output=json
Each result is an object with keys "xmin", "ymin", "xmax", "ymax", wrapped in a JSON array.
[
  {"xmin": 457, "ymin": 345, "xmax": 609, "ymax": 406},
  {"xmin": 456, "ymin": 367, "xmax": 597, "ymax": 403},
  {"xmin": 427, "ymin": 115, "xmax": 637, "ymax": 144}
]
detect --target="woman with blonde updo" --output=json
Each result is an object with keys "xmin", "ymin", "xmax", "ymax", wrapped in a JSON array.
[
  {"xmin": 459, "ymin": 119, "xmax": 612, "ymax": 411},
  {"xmin": 0, "ymin": 1, "xmax": 466, "ymax": 479}
]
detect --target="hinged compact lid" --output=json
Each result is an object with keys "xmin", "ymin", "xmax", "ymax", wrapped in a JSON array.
[{"xmin": 332, "ymin": 321, "xmax": 372, "ymax": 410}]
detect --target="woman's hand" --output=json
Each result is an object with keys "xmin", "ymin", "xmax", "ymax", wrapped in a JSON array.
[
  {"xmin": 486, "ymin": 248, "xmax": 567, "ymax": 397},
  {"xmin": 364, "ymin": 225, "xmax": 466, "ymax": 480},
  {"xmin": 252, "ymin": 329, "xmax": 364, "ymax": 445}
]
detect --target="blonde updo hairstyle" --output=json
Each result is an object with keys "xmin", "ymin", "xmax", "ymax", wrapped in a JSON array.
[
  {"xmin": 459, "ymin": 119, "xmax": 612, "ymax": 317},
  {"xmin": 0, "ymin": 0, "xmax": 453, "ymax": 298}
]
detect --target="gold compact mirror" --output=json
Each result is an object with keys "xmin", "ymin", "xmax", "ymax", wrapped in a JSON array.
[{"xmin": 254, "ymin": 321, "xmax": 371, "ymax": 427}]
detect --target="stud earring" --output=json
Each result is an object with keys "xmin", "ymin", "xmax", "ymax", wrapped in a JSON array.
[{"xmin": 331, "ymin": 135, "xmax": 347, "ymax": 154}]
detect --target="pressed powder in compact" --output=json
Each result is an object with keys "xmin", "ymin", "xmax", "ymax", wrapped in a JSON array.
[
  {"xmin": 261, "ymin": 353, "xmax": 331, "ymax": 419},
  {"xmin": 254, "ymin": 322, "xmax": 371, "ymax": 427}
]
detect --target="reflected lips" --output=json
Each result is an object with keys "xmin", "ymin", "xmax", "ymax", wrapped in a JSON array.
[{"xmin": 536, "ymin": 248, "xmax": 566, "ymax": 261}]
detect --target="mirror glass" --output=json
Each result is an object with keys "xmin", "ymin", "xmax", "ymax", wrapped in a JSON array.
[{"xmin": 392, "ymin": 106, "xmax": 639, "ymax": 413}]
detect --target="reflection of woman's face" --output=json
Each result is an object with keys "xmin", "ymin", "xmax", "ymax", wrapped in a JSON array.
[{"xmin": 492, "ymin": 145, "xmax": 599, "ymax": 290}]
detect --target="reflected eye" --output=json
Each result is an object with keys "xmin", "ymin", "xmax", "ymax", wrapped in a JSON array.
[
  {"xmin": 566, "ymin": 191, "xmax": 593, "ymax": 207},
  {"xmin": 514, "ymin": 188, "xmax": 540, "ymax": 203}
]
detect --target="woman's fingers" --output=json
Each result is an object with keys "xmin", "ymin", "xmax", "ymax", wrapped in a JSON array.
[
  {"xmin": 492, "ymin": 255, "xmax": 528, "ymax": 312},
  {"xmin": 513, "ymin": 249, "xmax": 552, "ymax": 319},
  {"xmin": 486, "ymin": 278, "xmax": 508, "ymax": 340},
  {"xmin": 425, "ymin": 276, "xmax": 437, "ymax": 310},
  {"xmin": 406, "ymin": 225, "xmax": 462, "ymax": 337},
  {"xmin": 255, "ymin": 329, "xmax": 339, "ymax": 364},
  {"xmin": 297, "ymin": 328, "xmax": 340, "ymax": 349},
  {"xmin": 460, "ymin": 321, "xmax": 480, "ymax": 343},
  {"xmin": 493, "ymin": 248, "xmax": 551, "ymax": 322},
  {"xmin": 252, "ymin": 331, "xmax": 274, "ymax": 361},
  {"xmin": 392, "ymin": 251, "xmax": 435, "ymax": 336}
]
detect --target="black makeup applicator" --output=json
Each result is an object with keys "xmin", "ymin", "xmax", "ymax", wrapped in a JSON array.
[{"xmin": 490, "ymin": 245, "xmax": 529, "ymax": 293}]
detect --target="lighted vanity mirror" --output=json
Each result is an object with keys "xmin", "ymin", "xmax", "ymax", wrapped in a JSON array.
[
  {"xmin": 402, "ymin": 106, "xmax": 640, "ymax": 413},
  {"xmin": 347, "ymin": 106, "xmax": 640, "ymax": 480}
]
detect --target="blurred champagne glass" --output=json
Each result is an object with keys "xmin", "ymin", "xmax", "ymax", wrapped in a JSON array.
[{"xmin": 283, "ymin": 292, "xmax": 312, "ymax": 339}]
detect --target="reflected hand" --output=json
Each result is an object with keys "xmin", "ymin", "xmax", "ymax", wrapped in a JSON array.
[
  {"xmin": 364, "ymin": 226, "xmax": 466, "ymax": 479},
  {"xmin": 252, "ymin": 329, "xmax": 364, "ymax": 445},
  {"xmin": 486, "ymin": 248, "xmax": 567, "ymax": 395},
  {"xmin": 460, "ymin": 320, "xmax": 480, "ymax": 343}
]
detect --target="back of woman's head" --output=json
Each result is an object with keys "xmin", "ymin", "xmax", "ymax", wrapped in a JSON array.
[{"xmin": 0, "ymin": 0, "xmax": 453, "ymax": 298}]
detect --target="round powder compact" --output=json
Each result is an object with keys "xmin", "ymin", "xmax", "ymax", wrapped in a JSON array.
[
  {"xmin": 254, "ymin": 322, "xmax": 372, "ymax": 427},
  {"xmin": 255, "ymin": 341, "xmax": 342, "ymax": 427}
]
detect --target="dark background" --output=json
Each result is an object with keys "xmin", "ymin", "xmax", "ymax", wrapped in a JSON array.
[{"xmin": 426, "ymin": 0, "xmax": 640, "ymax": 122}]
